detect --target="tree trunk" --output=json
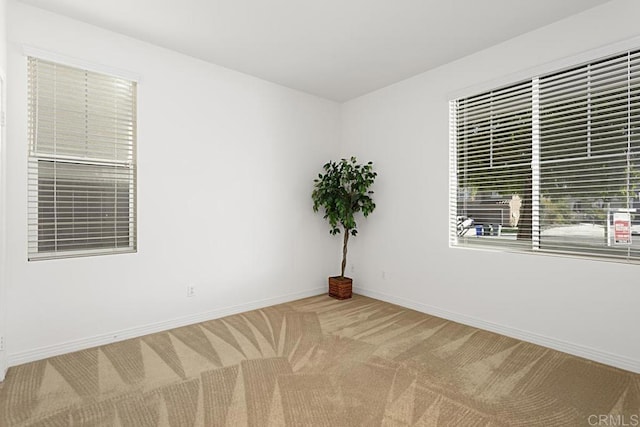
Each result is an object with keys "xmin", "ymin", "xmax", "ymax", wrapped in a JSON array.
[{"xmin": 341, "ymin": 228, "xmax": 350, "ymax": 278}]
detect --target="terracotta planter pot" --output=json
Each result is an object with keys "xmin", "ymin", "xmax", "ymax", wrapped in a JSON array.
[{"xmin": 328, "ymin": 276, "xmax": 352, "ymax": 300}]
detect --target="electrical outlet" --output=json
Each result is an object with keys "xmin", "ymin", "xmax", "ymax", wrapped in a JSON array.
[{"xmin": 187, "ymin": 284, "xmax": 195, "ymax": 297}]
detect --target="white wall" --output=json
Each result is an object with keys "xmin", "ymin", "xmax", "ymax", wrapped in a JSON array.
[
  {"xmin": 0, "ymin": 0, "xmax": 8, "ymax": 380},
  {"xmin": 341, "ymin": 0, "xmax": 640, "ymax": 373},
  {"xmin": 6, "ymin": 0, "xmax": 640, "ymax": 376},
  {"xmin": 0, "ymin": 0, "xmax": 5, "ymax": 70},
  {"xmin": 5, "ymin": 1, "xmax": 341, "ymax": 364}
]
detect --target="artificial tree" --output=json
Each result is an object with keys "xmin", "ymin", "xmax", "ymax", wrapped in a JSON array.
[{"xmin": 312, "ymin": 157, "xmax": 377, "ymax": 298}]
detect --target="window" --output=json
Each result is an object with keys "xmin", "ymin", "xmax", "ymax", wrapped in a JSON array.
[
  {"xmin": 450, "ymin": 49, "xmax": 640, "ymax": 263},
  {"xmin": 27, "ymin": 57, "xmax": 137, "ymax": 260}
]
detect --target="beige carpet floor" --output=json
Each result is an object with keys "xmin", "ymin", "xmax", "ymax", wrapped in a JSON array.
[{"xmin": 0, "ymin": 294, "xmax": 638, "ymax": 426}]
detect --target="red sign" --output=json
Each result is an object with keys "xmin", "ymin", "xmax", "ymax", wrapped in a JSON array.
[{"xmin": 614, "ymin": 212, "xmax": 631, "ymax": 244}]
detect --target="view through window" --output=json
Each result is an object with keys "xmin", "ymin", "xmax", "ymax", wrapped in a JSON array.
[{"xmin": 450, "ymin": 49, "xmax": 640, "ymax": 262}]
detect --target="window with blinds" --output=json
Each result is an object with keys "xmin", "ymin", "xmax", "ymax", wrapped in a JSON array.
[
  {"xmin": 27, "ymin": 57, "xmax": 137, "ymax": 260},
  {"xmin": 450, "ymin": 48, "xmax": 640, "ymax": 263}
]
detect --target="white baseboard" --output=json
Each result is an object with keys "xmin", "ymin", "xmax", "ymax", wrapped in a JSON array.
[
  {"xmin": 10, "ymin": 286, "xmax": 639, "ymax": 375},
  {"xmin": 354, "ymin": 287, "xmax": 640, "ymax": 374},
  {"xmin": 8, "ymin": 287, "xmax": 325, "ymax": 367}
]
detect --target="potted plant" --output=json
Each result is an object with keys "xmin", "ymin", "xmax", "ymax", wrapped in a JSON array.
[{"xmin": 312, "ymin": 157, "xmax": 377, "ymax": 299}]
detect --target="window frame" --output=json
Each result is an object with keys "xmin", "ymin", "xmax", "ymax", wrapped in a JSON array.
[
  {"xmin": 449, "ymin": 47, "xmax": 640, "ymax": 264},
  {"xmin": 26, "ymin": 52, "xmax": 138, "ymax": 261}
]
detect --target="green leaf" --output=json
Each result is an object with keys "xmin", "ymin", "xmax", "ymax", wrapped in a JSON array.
[{"xmin": 311, "ymin": 156, "xmax": 377, "ymax": 272}]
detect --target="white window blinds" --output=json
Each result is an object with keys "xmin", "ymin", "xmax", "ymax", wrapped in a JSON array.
[
  {"xmin": 539, "ymin": 52, "xmax": 640, "ymax": 261},
  {"xmin": 452, "ymin": 81, "xmax": 533, "ymax": 251},
  {"xmin": 27, "ymin": 57, "xmax": 137, "ymax": 260},
  {"xmin": 451, "ymin": 48, "xmax": 640, "ymax": 263}
]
